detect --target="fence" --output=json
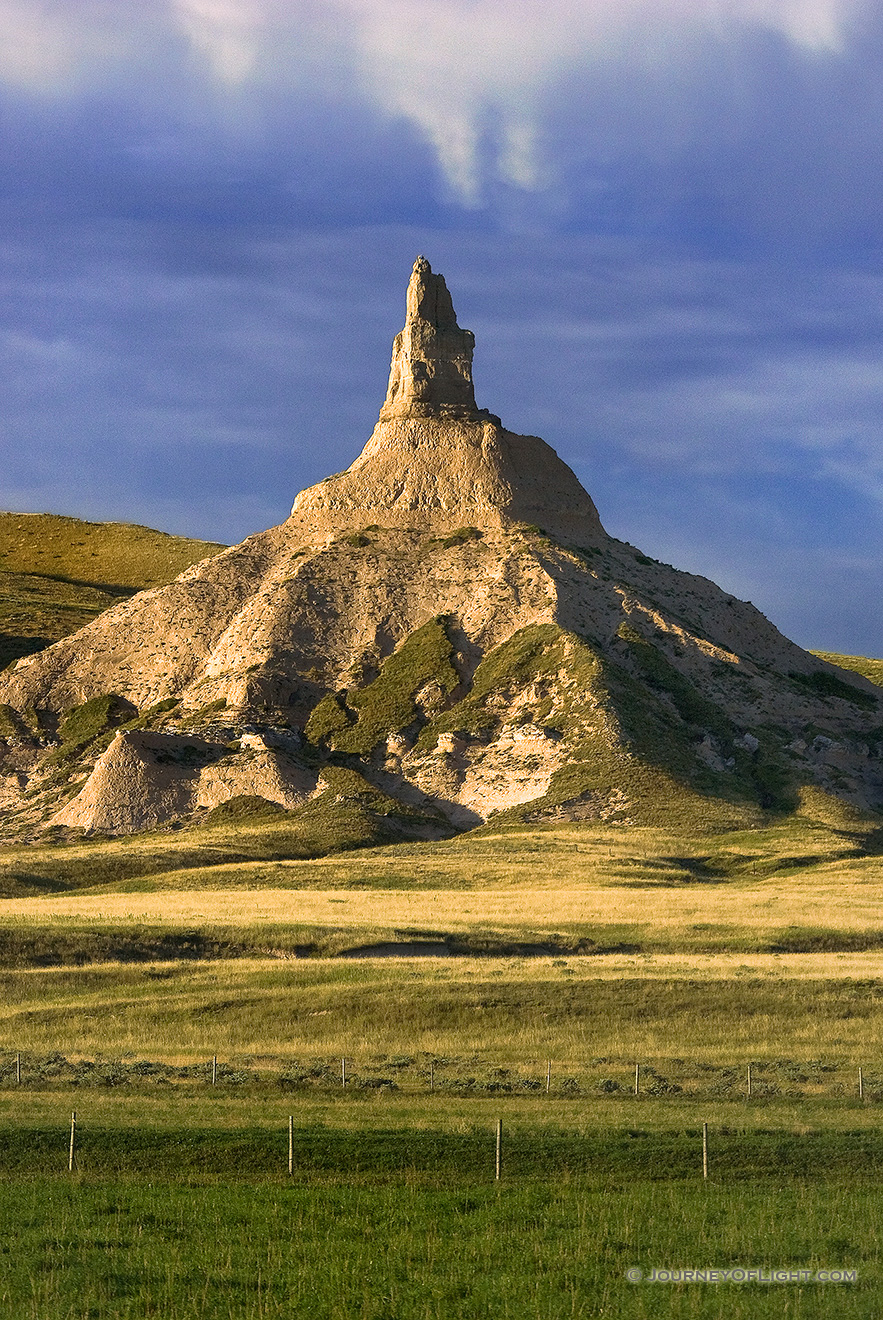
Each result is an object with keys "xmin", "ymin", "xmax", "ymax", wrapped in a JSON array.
[
  {"xmin": 5, "ymin": 1115, "xmax": 883, "ymax": 1183},
  {"xmin": 0, "ymin": 1051, "xmax": 880, "ymax": 1101}
]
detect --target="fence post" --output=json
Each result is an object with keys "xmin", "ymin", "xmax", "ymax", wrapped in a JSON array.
[
  {"xmin": 288, "ymin": 1115, "xmax": 294, "ymax": 1175},
  {"xmin": 69, "ymin": 1111, "xmax": 77, "ymax": 1173},
  {"xmin": 634, "ymin": 1064, "xmax": 640, "ymax": 1096},
  {"xmin": 747, "ymin": 1063, "xmax": 752, "ymax": 1099},
  {"xmin": 15, "ymin": 1052, "xmax": 20, "ymax": 1086},
  {"xmin": 546, "ymin": 1060, "xmax": 552, "ymax": 1094},
  {"xmin": 429, "ymin": 1061, "xmax": 434, "ymax": 1092},
  {"xmin": 702, "ymin": 1122, "xmax": 708, "ymax": 1181},
  {"xmin": 859, "ymin": 1066, "xmax": 865, "ymax": 1100},
  {"xmin": 211, "ymin": 1055, "xmax": 218, "ymax": 1085},
  {"xmin": 341, "ymin": 1057, "xmax": 347, "ymax": 1089},
  {"xmin": 495, "ymin": 1119, "xmax": 502, "ymax": 1182}
]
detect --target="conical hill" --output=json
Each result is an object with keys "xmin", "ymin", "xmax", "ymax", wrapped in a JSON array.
[{"xmin": 0, "ymin": 258, "xmax": 881, "ymax": 840}]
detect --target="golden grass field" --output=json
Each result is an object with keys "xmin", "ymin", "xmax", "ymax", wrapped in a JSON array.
[
  {"xmin": 3, "ymin": 873, "xmax": 883, "ymax": 933},
  {"xmin": 0, "ymin": 803, "xmax": 882, "ymax": 1087},
  {"xmin": 0, "ymin": 813, "xmax": 882, "ymax": 1061},
  {"xmin": 4, "ymin": 946, "xmax": 883, "ymax": 1063}
]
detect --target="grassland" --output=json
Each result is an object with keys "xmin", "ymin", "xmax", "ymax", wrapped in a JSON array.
[
  {"xmin": 0, "ymin": 1075, "xmax": 880, "ymax": 1319},
  {"xmin": 3, "ymin": 782, "xmax": 880, "ymax": 891},
  {"xmin": 0, "ymin": 512, "xmax": 224, "ymax": 668},
  {"xmin": 2, "ymin": 857, "xmax": 883, "ymax": 1319},
  {"xmin": 6, "ymin": 952, "xmax": 883, "ymax": 1062},
  {"xmin": 812, "ymin": 650, "xmax": 883, "ymax": 689},
  {"xmin": 0, "ymin": 1164, "xmax": 876, "ymax": 1318},
  {"xmin": 2, "ymin": 799, "xmax": 883, "ymax": 967},
  {"xmin": 2, "ymin": 510, "xmax": 883, "ymax": 1314}
]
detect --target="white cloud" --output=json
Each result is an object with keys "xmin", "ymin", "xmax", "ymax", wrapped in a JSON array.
[
  {"xmin": 170, "ymin": 0, "xmax": 267, "ymax": 84},
  {"xmin": 0, "ymin": 0, "xmax": 135, "ymax": 90},
  {"xmin": 331, "ymin": 0, "xmax": 865, "ymax": 199},
  {"xmin": 0, "ymin": 0, "xmax": 866, "ymax": 193}
]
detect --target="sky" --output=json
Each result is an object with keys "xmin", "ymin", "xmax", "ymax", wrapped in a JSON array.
[{"xmin": 4, "ymin": 2, "xmax": 883, "ymax": 653}]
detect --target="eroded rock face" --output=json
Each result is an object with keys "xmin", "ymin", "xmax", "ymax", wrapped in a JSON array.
[
  {"xmin": 50, "ymin": 731, "xmax": 213, "ymax": 834},
  {"xmin": 401, "ymin": 724, "xmax": 568, "ymax": 828},
  {"xmin": 50, "ymin": 730, "xmax": 318, "ymax": 833},
  {"xmin": 2, "ymin": 256, "xmax": 882, "ymax": 837},
  {"xmin": 290, "ymin": 417, "xmax": 605, "ymax": 546},
  {"xmin": 380, "ymin": 256, "xmax": 481, "ymax": 420}
]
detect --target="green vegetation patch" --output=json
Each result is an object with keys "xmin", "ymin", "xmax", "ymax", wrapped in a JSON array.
[
  {"xmin": 180, "ymin": 697, "xmax": 227, "ymax": 727},
  {"xmin": 612, "ymin": 624, "xmax": 795, "ymax": 814},
  {"xmin": 59, "ymin": 694, "xmax": 137, "ymax": 749},
  {"xmin": 200, "ymin": 795, "xmax": 289, "ymax": 825},
  {"xmin": 617, "ymin": 623, "xmax": 731, "ymax": 739},
  {"xmin": 412, "ymin": 622, "xmax": 780, "ymax": 828},
  {"xmin": 322, "ymin": 617, "xmax": 461, "ymax": 756},
  {"xmin": 305, "ymin": 766, "xmax": 448, "ymax": 833},
  {"xmin": 0, "ymin": 703, "xmax": 26, "ymax": 739},
  {"xmin": 54, "ymin": 697, "xmax": 184, "ymax": 767},
  {"xmin": 430, "ymin": 526, "xmax": 483, "ymax": 549},
  {"xmin": 305, "ymin": 692, "xmax": 353, "ymax": 744},
  {"xmin": 44, "ymin": 693, "xmax": 138, "ymax": 765},
  {"xmin": 418, "ymin": 623, "xmax": 593, "ymax": 750},
  {"xmin": 790, "ymin": 668, "xmax": 878, "ymax": 710}
]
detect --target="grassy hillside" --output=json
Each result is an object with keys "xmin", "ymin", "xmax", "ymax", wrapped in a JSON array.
[
  {"xmin": 812, "ymin": 649, "xmax": 883, "ymax": 688},
  {"xmin": 0, "ymin": 783, "xmax": 873, "ymax": 894},
  {"xmin": 0, "ymin": 513, "xmax": 226, "ymax": 669}
]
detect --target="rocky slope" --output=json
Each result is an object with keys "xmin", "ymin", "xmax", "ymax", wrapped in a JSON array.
[{"xmin": 1, "ymin": 257, "xmax": 882, "ymax": 840}]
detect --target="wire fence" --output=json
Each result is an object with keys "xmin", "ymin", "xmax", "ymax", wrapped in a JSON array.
[
  {"xmin": 1, "ymin": 1051, "xmax": 881, "ymax": 1100},
  {"xmin": 4, "ymin": 1116, "xmax": 883, "ymax": 1184}
]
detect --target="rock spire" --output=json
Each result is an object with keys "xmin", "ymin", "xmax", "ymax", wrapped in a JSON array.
[
  {"xmin": 290, "ymin": 256, "xmax": 606, "ymax": 545},
  {"xmin": 380, "ymin": 256, "xmax": 482, "ymax": 420}
]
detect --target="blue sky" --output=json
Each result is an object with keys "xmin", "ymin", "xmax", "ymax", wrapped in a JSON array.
[{"xmin": 3, "ymin": 1, "xmax": 883, "ymax": 653}]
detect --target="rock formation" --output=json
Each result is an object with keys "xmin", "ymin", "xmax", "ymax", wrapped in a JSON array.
[
  {"xmin": 380, "ymin": 254, "xmax": 481, "ymax": 420},
  {"xmin": 1, "ymin": 257, "xmax": 882, "ymax": 838},
  {"xmin": 290, "ymin": 257, "xmax": 605, "ymax": 546}
]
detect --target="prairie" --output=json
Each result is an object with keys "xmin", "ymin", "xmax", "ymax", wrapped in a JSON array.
[
  {"xmin": 2, "ymin": 801, "xmax": 881, "ymax": 893},
  {"xmin": 4, "ymin": 952, "xmax": 883, "ymax": 1064},
  {"xmin": 4, "ymin": 875, "xmax": 883, "ymax": 935},
  {"xmin": 0, "ymin": 1169, "xmax": 876, "ymax": 1319}
]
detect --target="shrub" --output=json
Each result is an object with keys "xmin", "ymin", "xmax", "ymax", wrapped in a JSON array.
[{"xmin": 790, "ymin": 669, "xmax": 878, "ymax": 710}]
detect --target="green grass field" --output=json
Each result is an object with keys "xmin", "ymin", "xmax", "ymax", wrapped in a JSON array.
[
  {"xmin": 0, "ymin": 1175, "xmax": 873, "ymax": 1318},
  {"xmin": 3, "ymin": 807, "xmax": 883, "ymax": 1315},
  {"xmin": 5, "ymin": 955, "xmax": 883, "ymax": 1064},
  {"xmin": 0, "ymin": 1102, "xmax": 877, "ymax": 1319}
]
